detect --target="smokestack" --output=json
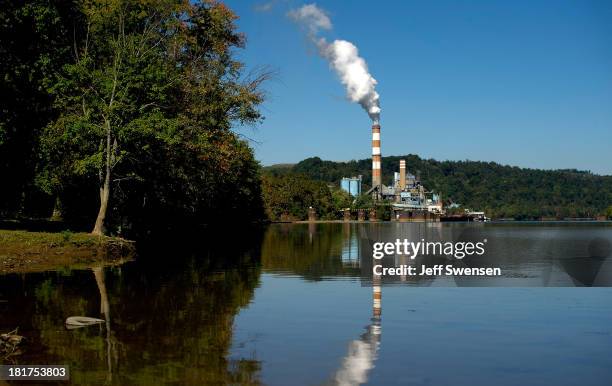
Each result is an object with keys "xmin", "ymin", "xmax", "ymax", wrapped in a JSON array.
[
  {"xmin": 372, "ymin": 124, "xmax": 381, "ymax": 190},
  {"xmin": 399, "ymin": 159, "xmax": 406, "ymax": 190}
]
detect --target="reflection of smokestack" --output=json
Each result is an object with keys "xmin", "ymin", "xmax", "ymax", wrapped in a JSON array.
[
  {"xmin": 372, "ymin": 124, "xmax": 381, "ymax": 189},
  {"xmin": 372, "ymin": 282, "xmax": 381, "ymax": 320},
  {"xmin": 372, "ymin": 247, "xmax": 382, "ymax": 320},
  {"xmin": 399, "ymin": 159, "xmax": 406, "ymax": 191}
]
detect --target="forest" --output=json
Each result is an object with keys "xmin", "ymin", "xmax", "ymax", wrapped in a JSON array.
[
  {"xmin": 1, "ymin": 0, "xmax": 267, "ymax": 237},
  {"xmin": 266, "ymin": 156, "xmax": 612, "ymax": 220}
]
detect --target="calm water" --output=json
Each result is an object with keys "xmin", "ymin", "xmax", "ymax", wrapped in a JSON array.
[{"xmin": 1, "ymin": 223, "xmax": 612, "ymax": 385}]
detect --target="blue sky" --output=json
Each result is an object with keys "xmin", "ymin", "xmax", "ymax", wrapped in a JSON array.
[{"xmin": 224, "ymin": 0, "xmax": 612, "ymax": 175}]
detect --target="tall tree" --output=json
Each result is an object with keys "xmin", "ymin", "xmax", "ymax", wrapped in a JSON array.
[{"xmin": 42, "ymin": 0, "xmax": 268, "ymax": 235}]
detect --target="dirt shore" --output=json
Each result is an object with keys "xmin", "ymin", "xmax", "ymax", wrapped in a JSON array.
[{"xmin": 0, "ymin": 230, "xmax": 135, "ymax": 274}]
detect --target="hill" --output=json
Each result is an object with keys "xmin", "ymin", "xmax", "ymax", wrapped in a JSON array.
[{"xmin": 274, "ymin": 155, "xmax": 612, "ymax": 219}]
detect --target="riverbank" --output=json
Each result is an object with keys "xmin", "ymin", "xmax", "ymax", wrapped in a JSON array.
[{"xmin": 0, "ymin": 230, "xmax": 135, "ymax": 274}]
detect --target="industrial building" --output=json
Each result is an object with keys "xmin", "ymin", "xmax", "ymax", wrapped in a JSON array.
[
  {"xmin": 335, "ymin": 122, "xmax": 486, "ymax": 222},
  {"xmin": 362, "ymin": 123, "xmax": 445, "ymax": 221},
  {"xmin": 340, "ymin": 176, "xmax": 362, "ymax": 196}
]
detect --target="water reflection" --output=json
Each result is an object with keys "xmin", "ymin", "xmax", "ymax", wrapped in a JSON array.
[
  {"xmin": 341, "ymin": 224, "xmax": 360, "ymax": 268},
  {"xmin": 1, "ymin": 223, "xmax": 611, "ymax": 385},
  {"xmin": 260, "ymin": 223, "xmax": 360, "ymax": 280},
  {"xmin": 0, "ymin": 230, "xmax": 265, "ymax": 385},
  {"xmin": 261, "ymin": 222, "xmax": 612, "ymax": 287},
  {"xmin": 92, "ymin": 266, "xmax": 115, "ymax": 383},
  {"xmin": 331, "ymin": 256, "xmax": 382, "ymax": 386}
]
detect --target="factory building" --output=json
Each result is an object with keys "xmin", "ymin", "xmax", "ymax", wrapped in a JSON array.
[
  {"xmin": 337, "ymin": 121, "xmax": 448, "ymax": 221},
  {"xmin": 389, "ymin": 158, "xmax": 444, "ymax": 220}
]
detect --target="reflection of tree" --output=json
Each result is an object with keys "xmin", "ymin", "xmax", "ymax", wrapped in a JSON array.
[
  {"xmin": 93, "ymin": 266, "xmax": 116, "ymax": 383},
  {"xmin": 6, "ymin": 233, "xmax": 264, "ymax": 386},
  {"xmin": 261, "ymin": 223, "xmax": 360, "ymax": 280}
]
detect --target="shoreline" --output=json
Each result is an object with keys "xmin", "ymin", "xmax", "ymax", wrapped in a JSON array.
[
  {"xmin": 289, "ymin": 219, "xmax": 612, "ymax": 224},
  {"xmin": 0, "ymin": 230, "xmax": 135, "ymax": 274}
]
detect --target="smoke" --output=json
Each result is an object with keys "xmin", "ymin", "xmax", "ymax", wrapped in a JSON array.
[
  {"xmin": 289, "ymin": 4, "xmax": 381, "ymax": 123},
  {"xmin": 287, "ymin": 4, "xmax": 331, "ymax": 34}
]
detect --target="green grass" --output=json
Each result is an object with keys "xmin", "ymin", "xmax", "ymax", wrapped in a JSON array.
[
  {"xmin": 0, "ymin": 229, "xmax": 120, "ymax": 247},
  {"xmin": 0, "ymin": 229, "xmax": 135, "ymax": 274}
]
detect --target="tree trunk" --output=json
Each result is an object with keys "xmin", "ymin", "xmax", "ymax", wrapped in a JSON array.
[
  {"xmin": 92, "ymin": 121, "xmax": 112, "ymax": 235},
  {"xmin": 92, "ymin": 180, "xmax": 110, "ymax": 235},
  {"xmin": 50, "ymin": 196, "xmax": 63, "ymax": 221}
]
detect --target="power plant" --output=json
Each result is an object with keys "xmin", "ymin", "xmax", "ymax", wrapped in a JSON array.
[{"xmin": 346, "ymin": 122, "xmax": 446, "ymax": 222}]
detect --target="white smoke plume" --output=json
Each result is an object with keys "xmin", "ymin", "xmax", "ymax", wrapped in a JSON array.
[
  {"xmin": 289, "ymin": 4, "xmax": 381, "ymax": 123},
  {"xmin": 287, "ymin": 4, "xmax": 331, "ymax": 34}
]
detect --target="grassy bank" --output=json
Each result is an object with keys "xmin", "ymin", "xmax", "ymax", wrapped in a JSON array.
[{"xmin": 0, "ymin": 230, "xmax": 135, "ymax": 274}]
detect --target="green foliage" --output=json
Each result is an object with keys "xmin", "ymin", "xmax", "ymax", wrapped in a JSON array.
[
  {"xmin": 60, "ymin": 229, "xmax": 73, "ymax": 243},
  {"xmin": 261, "ymin": 170, "xmax": 399, "ymax": 221},
  {"xmin": 352, "ymin": 194, "xmax": 373, "ymax": 210},
  {"xmin": 0, "ymin": 0, "xmax": 81, "ymax": 216},
  {"xmin": 332, "ymin": 188, "xmax": 352, "ymax": 211},
  {"xmin": 1, "ymin": 0, "xmax": 269, "ymax": 235},
  {"xmin": 261, "ymin": 173, "xmax": 330, "ymax": 221},
  {"xmin": 290, "ymin": 155, "xmax": 612, "ymax": 219},
  {"xmin": 292, "ymin": 157, "xmax": 372, "ymax": 188}
]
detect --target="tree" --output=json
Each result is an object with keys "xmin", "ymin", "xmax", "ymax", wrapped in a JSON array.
[
  {"xmin": 332, "ymin": 188, "xmax": 352, "ymax": 211},
  {"xmin": 288, "ymin": 155, "xmax": 612, "ymax": 219},
  {"xmin": 0, "ymin": 0, "xmax": 80, "ymax": 217},
  {"xmin": 41, "ymin": 0, "xmax": 269, "ymax": 235}
]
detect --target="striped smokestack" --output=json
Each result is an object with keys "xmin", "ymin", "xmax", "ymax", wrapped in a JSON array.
[
  {"xmin": 399, "ymin": 159, "xmax": 406, "ymax": 190},
  {"xmin": 372, "ymin": 124, "xmax": 381, "ymax": 190}
]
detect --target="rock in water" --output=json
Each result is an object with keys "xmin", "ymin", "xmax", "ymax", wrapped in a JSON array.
[{"xmin": 65, "ymin": 316, "xmax": 105, "ymax": 329}]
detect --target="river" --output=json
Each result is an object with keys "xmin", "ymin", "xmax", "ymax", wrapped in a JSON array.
[{"xmin": 1, "ymin": 222, "xmax": 611, "ymax": 385}]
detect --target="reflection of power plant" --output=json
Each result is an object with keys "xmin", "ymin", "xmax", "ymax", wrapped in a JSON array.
[
  {"xmin": 331, "ymin": 248, "xmax": 382, "ymax": 386},
  {"xmin": 339, "ymin": 222, "xmax": 447, "ymax": 284},
  {"xmin": 341, "ymin": 223, "xmax": 360, "ymax": 267},
  {"xmin": 331, "ymin": 222, "xmax": 446, "ymax": 385}
]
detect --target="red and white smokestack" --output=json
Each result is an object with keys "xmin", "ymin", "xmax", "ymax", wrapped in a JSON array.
[
  {"xmin": 372, "ymin": 123, "xmax": 381, "ymax": 189},
  {"xmin": 399, "ymin": 159, "xmax": 406, "ymax": 190}
]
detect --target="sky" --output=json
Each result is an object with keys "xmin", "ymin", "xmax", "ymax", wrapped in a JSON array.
[{"xmin": 224, "ymin": 0, "xmax": 612, "ymax": 175}]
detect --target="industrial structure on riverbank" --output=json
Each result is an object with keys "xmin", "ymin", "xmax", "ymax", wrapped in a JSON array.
[
  {"xmin": 335, "ymin": 122, "xmax": 487, "ymax": 222},
  {"xmin": 337, "ymin": 123, "xmax": 445, "ymax": 222},
  {"xmin": 340, "ymin": 176, "xmax": 362, "ymax": 197},
  {"xmin": 368, "ymin": 123, "xmax": 444, "ymax": 221}
]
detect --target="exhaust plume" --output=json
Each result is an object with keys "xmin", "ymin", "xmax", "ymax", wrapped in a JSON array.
[{"xmin": 289, "ymin": 4, "xmax": 381, "ymax": 123}]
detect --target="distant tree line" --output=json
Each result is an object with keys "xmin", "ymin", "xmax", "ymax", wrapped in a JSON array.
[
  {"xmin": 268, "ymin": 156, "xmax": 612, "ymax": 220},
  {"xmin": 260, "ymin": 174, "xmax": 352, "ymax": 221},
  {"xmin": 1, "ymin": 0, "xmax": 268, "ymax": 237}
]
